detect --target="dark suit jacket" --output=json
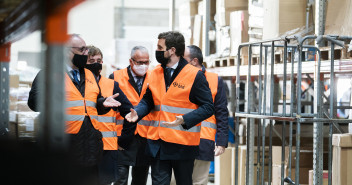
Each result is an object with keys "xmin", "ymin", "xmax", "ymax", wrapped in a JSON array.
[
  {"xmin": 197, "ymin": 66, "xmax": 229, "ymax": 161},
  {"xmin": 27, "ymin": 69, "xmax": 110, "ymax": 166},
  {"xmin": 119, "ymin": 58, "xmax": 215, "ymax": 160}
]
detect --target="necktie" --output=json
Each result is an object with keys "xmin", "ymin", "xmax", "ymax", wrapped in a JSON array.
[
  {"xmin": 136, "ymin": 76, "xmax": 143, "ymax": 93},
  {"xmin": 165, "ymin": 67, "xmax": 174, "ymax": 85},
  {"xmin": 71, "ymin": 70, "xmax": 80, "ymax": 84}
]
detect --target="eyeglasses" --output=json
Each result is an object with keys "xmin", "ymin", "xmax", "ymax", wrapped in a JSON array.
[
  {"xmin": 131, "ymin": 58, "xmax": 150, "ymax": 65},
  {"xmin": 71, "ymin": 46, "xmax": 88, "ymax": 53}
]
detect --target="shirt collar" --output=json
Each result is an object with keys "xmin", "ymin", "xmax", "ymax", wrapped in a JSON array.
[
  {"xmin": 129, "ymin": 66, "xmax": 137, "ymax": 78},
  {"xmin": 168, "ymin": 62, "xmax": 178, "ymax": 70}
]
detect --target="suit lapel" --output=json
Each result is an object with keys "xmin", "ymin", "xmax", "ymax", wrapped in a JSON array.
[{"xmin": 127, "ymin": 66, "xmax": 140, "ymax": 95}]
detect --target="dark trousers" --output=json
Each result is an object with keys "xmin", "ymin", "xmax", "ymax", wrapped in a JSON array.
[
  {"xmin": 150, "ymin": 158, "xmax": 195, "ymax": 185},
  {"xmin": 98, "ymin": 151, "xmax": 119, "ymax": 185},
  {"xmin": 114, "ymin": 164, "xmax": 149, "ymax": 185}
]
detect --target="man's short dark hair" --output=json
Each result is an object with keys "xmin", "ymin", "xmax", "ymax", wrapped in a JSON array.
[
  {"xmin": 87, "ymin": 45, "xmax": 103, "ymax": 58},
  {"xmin": 158, "ymin": 31, "xmax": 185, "ymax": 57},
  {"xmin": 187, "ymin": 45, "xmax": 203, "ymax": 65}
]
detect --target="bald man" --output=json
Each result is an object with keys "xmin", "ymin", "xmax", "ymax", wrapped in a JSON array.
[{"xmin": 28, "ymin": 34, "xmax": 122, "ymax": 185}]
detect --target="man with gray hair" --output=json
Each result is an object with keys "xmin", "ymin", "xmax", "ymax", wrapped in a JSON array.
[{"xmin": 109, "ymin": 46, "xmax": 152, "ymax": 185}]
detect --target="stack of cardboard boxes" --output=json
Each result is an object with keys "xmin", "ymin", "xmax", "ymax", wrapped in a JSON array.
[
  {"xmin": 332, "ymin": 134, "xmax": 352, "ymax": 185},
  {"xmin": 215, "ymin": 145, "xmax": 269, "ymax": 185},
  {"xmin": 9, "ymin": 74, "xmax": 39, "ymax": 141}
]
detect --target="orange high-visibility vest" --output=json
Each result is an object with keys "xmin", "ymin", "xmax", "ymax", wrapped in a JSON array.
[
  {"xmin": 113, "ymin": 68, "xmax": 153, "ymax": 138},
  {"xmin": 147, "ymin": 64, "xmax": 201, "ymax": 146},
  {"xmin": 65, "ymin": 69, "xmax": 100, "ymax": 134},
  {"xmin": 200, "ymin": 71, "xmax": 218, "ymax": 141},
  {"xmin": 97, "ymin": 76, "xmax": 118, "ymax": 150}
]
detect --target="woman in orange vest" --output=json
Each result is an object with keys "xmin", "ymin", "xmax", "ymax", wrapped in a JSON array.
[
  {"xmin": 85, "ymin": 45, "xmax": 135, "ymax": 185},
  {"xmin": 109, "ymin": 46, "xmax": 153, "ymax": 185},
  {"xmin": 123, "ymin": 31, "xmax": 215, "ymax": 185}
]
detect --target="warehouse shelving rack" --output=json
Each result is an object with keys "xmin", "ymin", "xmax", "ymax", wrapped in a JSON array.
[
  {"xmin": 217, "ymin": 35, "xmax": 352, "ymax": 185},
  {"xmin": 0, "ymin": 0, "xmax": 86, "ymax": 149}
]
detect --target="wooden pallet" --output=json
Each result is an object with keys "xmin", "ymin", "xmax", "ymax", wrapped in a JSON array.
[{"xmin": 320, "ymin": 46, "xmax": 352, "ymax": 60}]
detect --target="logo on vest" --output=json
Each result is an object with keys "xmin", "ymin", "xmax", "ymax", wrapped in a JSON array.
[
  {"xmin": 172, "ymin": 82, "xmax": 185, "ymax": 89},
  {"xmin": 86, "ymin": 78, "xmax": 94, "ymax": 85}
]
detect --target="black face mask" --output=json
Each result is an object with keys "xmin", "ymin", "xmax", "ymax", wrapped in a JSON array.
[
  {"xmin": 155, "ymin": 50, "xmax": 170, "ymax": 65},
  {"xmin": 72, "ymin": 54, "xmax": 88, "ymax": 69},
  {"xmin": 85, "ymin": 63, "xmax": 102, "ymax": 77}
]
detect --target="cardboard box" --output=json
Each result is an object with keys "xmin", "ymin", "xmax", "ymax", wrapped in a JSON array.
[
  {"xmin": 215, "ymin": 146, "xmax": 269, "ymax": 185},
  {"xmin": 332, "ymin": 134, "xmax": 352, "ymax": 185},
  {"xmin": 215, "ymin": 147, "xmax": 233, "ymax": 185},
  {"xmin": 263, "ymin": 0, "xmax": 306, "ymax": 39},
  {"xmin": 10, "ymin": 74, "xmax": 19, "ymax": 88},
  {"xmin": 272, "ymin": 165, "xmax": 310, "ymax": 185},
  {"xmin": 272, "ymin": 146, "xmax": 314, "ymax": 168},
  {"xmin": 271, "ymin": 146, "xmax": 329, "ymax": 185},
  {"xmin": 17, "ymin": 101, "xmax": 32, "ymax": 112},
  {"xmin": 216, "ymin": 0, "xmax": 248, "ymax": 26},
  {"xmin": 233, "ymin": 145, "xmax": 269, "ymax": 185},
  {"xmin": 309, "ymin": 170, "xmax": 328, "ymax": 185},
  {"xmin": 16, "ymin": 112, "xmax": 40, "ymax": 139},
  {"xmin": 230, "ymin": 10, "xmax": 249, "ymax": 56}
]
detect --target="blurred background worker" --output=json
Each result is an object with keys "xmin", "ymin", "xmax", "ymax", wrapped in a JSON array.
[
  {"xmin": 123, "ymin": 31, "xmax": 215, "ymax": 185},
  {"xmin": 184, "ymin": 45, "xmax": 229, "ymax": 185},
  {"xmin": 27, "ymin": 34, "xmax": 123, "ymax": 185},
  {"xmin": 109, "ymin": 46, "xmax": 152, "ymax": 185},
  {"xmin": 85, "ymin": 45, "xmax": 135, "ymax": 185}
]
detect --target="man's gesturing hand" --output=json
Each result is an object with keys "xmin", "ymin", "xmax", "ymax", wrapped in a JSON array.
[
  {"xmin": 125, "ymin": 108, "xmax": 138, "ymax": 122},
  {"xmin": 103, "ymin": 93, "xmax": 121, "ymax": 107},
  {"xmin": 162, "ymin": 116, "xmax": 184, "ymax": 127}
]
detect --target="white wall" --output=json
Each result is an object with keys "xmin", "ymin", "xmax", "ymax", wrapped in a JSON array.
[
  {"xmin": 68, "ymin": 0, "xmax": 116, "ymax": 76},
  {"xmin": 10, "ymin": 31, "xmax": 41, "ymax": 70}
]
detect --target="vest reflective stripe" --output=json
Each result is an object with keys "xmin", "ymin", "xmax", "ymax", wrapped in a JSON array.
[
  {"xmin": 149, "ymin": 121, "xmax": 159, "ymax": 127},
  {"xmin": 138, "ymin": 120, "xmax": 155, "ymax": 126},
  {"xmin": 65, "ymin": 100, "xmax": 84, "ymax": 108},
  {"xmin": 101, "ymin": 131, "xmax": 118, "ymax": 138},
  {"xmin": 65, "ymin": 69, "xmax": 100, "ymax": 134},
  {"xmin": 201, "ymin": 121, "xmax": 217, "ymax": 129},
  {"xmin": 85, "ymin": 100, "xmax": 97, "ymax": 108},
  {"xmin": 200, "ymin": 71, "xmax": 218, "ymax": 141},
  {"xmin": 148, "ymin": 64, "xmax": 201, "ymax": 146},
  {"xmin": 98, "ymin": 116, "xmax": 116, "ymax": 123},
  {"xmin": 161, "ymin": 105, "xmax": 195, "ymax": 114},
  {"xmin": 98, "ymin": 76, "xmax": 119, "ymax": 150},
  {"xmin": 113, "ymin": 68, "xmax": 153, "ymax": 138},
  {"xmin": 160, "ymin": 121, "xmax": 201, "ymax": 132},
  {"xmin": 65, "ymin": 115, "xmax": 85, "ymax": 122}
]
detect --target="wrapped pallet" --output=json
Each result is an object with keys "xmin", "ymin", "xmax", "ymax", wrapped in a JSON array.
[
  {"xmin": 325, "ymin": 0, "xmax": 352, "ymax": 36},
  {"xmin": 193, "ymin": 14, "xmax": 203, "ymax": 48},
  {"xmin": 263, "ymin": 0, "xmax": 306, "ymax": 39},
  {"xmin": 216, "ymin": 0, "xmax": 248, "ymax": 27},
  {"xmin": 230, "ymin": 10, "xmax": 249, "ymax": 57},
  {"xmin": 178, "ymin": 1, "xmax": 198, "ymax": 46}
]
